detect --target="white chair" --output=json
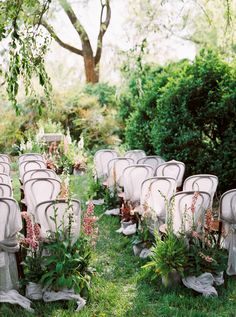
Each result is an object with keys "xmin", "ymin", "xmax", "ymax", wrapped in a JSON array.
[
  {"xmin": 137, "ymin": 156, "xmax": 165, "ymax": 170},
  {"xmin": 0, "ymin": 154, "xmax": 10, "ymax": 163},
  {"xmin": 94, "ymin": 149, "xmax": 118, "ymax": 180},
  {"xmin": 0, "ymin": 183, "xmax": 12, "ymax": 198},
  {"xmin": 124, "ymin": 150, "xmax": 146, "ymax": 164},
  {"xmin": 19, "ymin": 153, "xmax": 44, "ymax": 164},
  {"xmin": 22, "ymin": 169, "xmax": 59, "ymax": 184},
  {"xmin": 0, "ymin": 173, "xmax": 12, "ymax": 187},
  {"xmin": 35, "ymin": 199, "xmax": 81, "ymax": 239},
  {"xmin": 220, "ymin": 189, "xmax": 236, "ymax": 275},
  {"xmin": 140, "ymin": 177, "xmax": 177, "ymax": 231},
  {"xmin": 19, "ymin": 160, "xmax": 47, "ymax": 181},
  {"xmin": 0, "ymin": 198, "xmax": 22, "ymax": 292},
  {"xmin": 24, "ymin": 178, "xmax": 61, "ymax": 217},
  {"xmin": 106, "ymin": 157, "xmax": 134, "ymax": 190},
  {"xmin": 169, "ymin": 191, "xmax": 211, "ymax": 235},
  {"xmin": 183, "ymin": 174, "xmax": 218, "ymax": 208},
  {"xmin": 155, "ymin": 160, "xmax": 185, "ymax": 188},
  {"xmin": 123, "ymin": 164, "xmax": 154, "ymax": 204},
  {"xmin": 0, "ymin": 162, "xmax": 11, "ymax": 176}
]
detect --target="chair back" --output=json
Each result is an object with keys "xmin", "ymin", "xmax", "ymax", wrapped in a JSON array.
[
  {"xmin": 0, "ymin": 154, "xmax": 10, "ymax": 163},
  {"xmin": 94, "ymin": 149, "xmax": 118, "ymax": 180},
  {"xmin": 107, "ymin": 157, "xmax": 134, "ymax": 188},
  {"xmin": 24, "ymin": 178, "xmax": 61, "ymax": 216},
  {"xmin": 155, "ymin": 160, "xmax": 185, "ymax": 187},
  {"xmin": 220, "ymin": 189, "xmax": 236, "ymax": 275},
  {"xmin": 124, "ymin": 150, "xmax": 146, "ymax": 164},
  {"xmin": 183, "ymin": 174, "xmax": 218, "ymax": 207},
  {"xmin": 19, "ymin": 153, "xmax": 44, "ymax": 164},
  {"xmin": 140, "ymin": 177, "xmax": 177, "ymax": 222},
  {"xmin": 22, "ymin": 169, "xmax": 59, "ymax": 184},
  {"xmin": 0, "ymin": 162, "xmax": 11, "ymax": 176},
  {"xmin": 0, "ymin": 183, "xmax": 12, "ymax": 198},
  {"xmin": 0, "ymin": 173, "xmax": 11, "ymax": 187},
  {"xmin": 19, "ymin": 160, "xmax": 47, "ymax": 180},
  {"xmin": 123, "ymin": 164, "xmax": 154, "ymax": 203},
  {"xmin": 169, "ymin": 191, "xmax": 211, "ymax": 234},
  {"xmin": 35, "ymin": 199, "xmax": 81, "ymax": 239},
  {"xmin": 137, "ymin": 156, "xmax": 165, "ymax": 170}
]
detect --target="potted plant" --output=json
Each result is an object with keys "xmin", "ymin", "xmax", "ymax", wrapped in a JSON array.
[
  {"xmin": 143, "ymin": 231, "xmax": 188, "ymax": 287},
  {"xmin": 20, "ymin": 212, "xmax": 44, "ymax": 300},
  {"xmin": 40, "ymin": 202, "xmax": 97, "ymax": 298}
]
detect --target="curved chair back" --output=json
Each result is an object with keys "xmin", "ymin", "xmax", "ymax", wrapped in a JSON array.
[
  {"xmin": 22, "ymin": 169, "xmax": 59, "ymax": 184},
  {"xmin": 24, "ymin": 177, "xmax": 61, "ymax": 217},
  {"xmin": 19, "ymin": 160, "xmax": 47, "ymax": 180},
  {"xmin": 123, "ymin": 164, "xmax": 154, "ymax": 204},
  {"xmin": 0, "ymin": 154, "xmax": 10, "ymax": 163},
  {"xmin": 0, "ymin": 162, "xmax": 11, "ymax": 176},
  {"xmin": 137, "ymin": 156, "xmax": 165, "ymax": 170},
  {"xmin": 107, "ymin": 157, "xmax": 134, "ymax": 189},
  {"xmin": 183, "ymin": 174, "xmax": 218, "ymax": 207},
  {"xmin": 19, "ymin": 153, "xmax": 44, "ymax": 164},
  {"xmin": 0, "ymin": 173, "xmax": 12, "ymax": 187},
  {"xmin": 94, "ymin": 149, "xmax": 118, "ymax": 180},
  {"xmin": 219, "ymin": 189, "xmax": 236, "ymax": 275},
  {"xmin": 0, "ymin": 183, "xmax": 12, "ymax": 198},
  {"xmin": 0, "ymin": 198, "xmax": 22, "ymax": 292},
  {"xmin": 169, "ymin": 191, "xmax": 211, "ymax": 234},
  {"xmin": 35, "ymin": 199, "xmax": 81, "ymax": 239},
  {"xmin": 140, "ymin": 177, "xmax": 177, "ymax": 223},
  {"xmin": 155, "ymin": 160, "xmax": 185, "ymax": 187},
  {"xmin": 124, "ymin": 150, "xmax": 146, "ymax": 164}
]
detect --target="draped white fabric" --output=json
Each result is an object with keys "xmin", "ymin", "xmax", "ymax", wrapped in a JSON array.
[
  {"xmin": 220, "ymin": 189, "xmax": 236, "ymax": 275},
  {"xmin": 0, "ymin": 199, "xmax": 22, "ymax": 292}
]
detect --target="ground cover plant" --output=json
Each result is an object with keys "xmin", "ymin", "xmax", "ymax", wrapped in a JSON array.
[{"xmin": 1, "ymin": 169, "xmax": 236, "ymax": 317}]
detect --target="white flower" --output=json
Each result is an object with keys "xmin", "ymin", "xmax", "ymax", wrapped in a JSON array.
[{"xmin": 78, "ymin": 135, "xmax": 84, "ymax": 150}]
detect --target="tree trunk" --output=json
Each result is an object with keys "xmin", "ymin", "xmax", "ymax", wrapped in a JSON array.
[{"xmin": 83, "ymin": 55, "xmax": 99, "ymax": 83}]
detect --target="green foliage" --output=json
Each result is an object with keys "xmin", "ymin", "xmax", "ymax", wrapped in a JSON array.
[
  {"xmin": 143, "ymin": 232, "xmax": 188, "ymax": 281},
  {"xmin": 40, "ymin": 204, "xmax": 94, "ymax": 295},
  {"xmin": 87, "ymin": 177, "xmax": 107, "ymax": 200},
  {"xmin": 84, "ymin": 83, "xmax": 117, "ymax": 107},
  {"xmin": 120, "ymin": 61, "xmax": 188, "ymax": 152},
  {"xmin": 0, "ymin": 0, "xmax": 52, "ymax": 110},
  {"xmin": 122, "ymin": 49, "xmax": 236, "ymax": 192},
  {"xmin": 103, "ymin": 188, "xmax": 120, "ymax": 210},
  {"xmin": 152, "ymin": 49, "xmax": 236, "ymax": 192},
  {"xmin": 21, "ymin": 245, "xmax": 45, "ymax": 285}
]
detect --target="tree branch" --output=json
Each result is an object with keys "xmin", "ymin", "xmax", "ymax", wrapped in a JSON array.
[
  {"xmin": 41, "ymin": 19, "xmax": 83, "ymax": 56},
  {"xmin": 58, "ymin": 0, "xmax": 91, "ymax": 46},
  {"xmin": 95, "ymin": 0, "xmax": 111, "ymax": 65}
]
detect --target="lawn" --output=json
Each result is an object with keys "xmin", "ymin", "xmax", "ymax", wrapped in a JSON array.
[{"xmin": 1, "ymin": 172, "xmax": 236, "ymax": 317}]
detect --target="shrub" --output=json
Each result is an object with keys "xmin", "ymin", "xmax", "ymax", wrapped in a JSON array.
[
  {"xmin": 122, "ymin": 49, "xmax": 236, "ymax": 192},
  {"xmin": 151, "ymin": 49, "xmax": 236, "ymax": 192}
]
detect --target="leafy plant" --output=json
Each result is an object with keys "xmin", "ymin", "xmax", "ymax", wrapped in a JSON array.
[
  {"xmin": 40, "ymin": 203, "xmax": 95, "ymax": 296},
  {"xmin": 87, "ymin": 176, "xmax": 107, "ymax": 200},
  {"xmin": 142, "ymin": 231, "xmax": 188, "ymax": 284},
  {"xmin": 103, "ymin": 187, "xmax": 120, "ymax": 210}
]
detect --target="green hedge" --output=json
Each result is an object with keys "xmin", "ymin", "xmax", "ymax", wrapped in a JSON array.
[{"xmin": 122, "ymin": 50, "xmax": 236, "ymax": 192}]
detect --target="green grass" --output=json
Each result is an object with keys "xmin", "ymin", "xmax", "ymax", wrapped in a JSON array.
[{"xmin": 2, "ymin": 173, "xmax": 236, "ymax": 316}]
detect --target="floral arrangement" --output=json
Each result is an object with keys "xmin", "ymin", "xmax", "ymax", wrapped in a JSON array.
[
  {"xmin": 20, "ymin": 201, "xmax": 97, "ymax": 298},
  {"xmin": 142, "ymin": 192, "xmax": 228, "ymax": 286},
  {"xmin": 20, "ymin": 212, "xmax": 44, "ymax": 286}
]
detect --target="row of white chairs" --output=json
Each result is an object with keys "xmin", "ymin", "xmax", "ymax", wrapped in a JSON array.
[
  {"xmin": 0, "ymin": 154, "xmax": 12, "ymax": 197},
  {"xmin": 19, "ymin": 153, "xmax": 81, "ymax": 239}
]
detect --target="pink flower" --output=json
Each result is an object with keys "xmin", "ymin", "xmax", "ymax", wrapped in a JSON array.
[
  {"xmin": 21, "ymin": 212, "xmax": 41, "ymax": 251},
  {"xmin": 205, "ymin": 256, "xmax": 213, "ymax": 263},
  {"xmin": 190, "ymin": 191, "xmax": 199, "ymax": 214},
  {"xmin": 82, "ymin": 202, "xmax": 98, "ymax": 244},
  {"xmin": 191, "ymin": 231, "xmax": 199, "ymax": 238}
]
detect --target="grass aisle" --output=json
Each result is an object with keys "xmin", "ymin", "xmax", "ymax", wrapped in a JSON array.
[{"xmin": 1, "ymin": 174, "xmax": 236, "ymax": 317}]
